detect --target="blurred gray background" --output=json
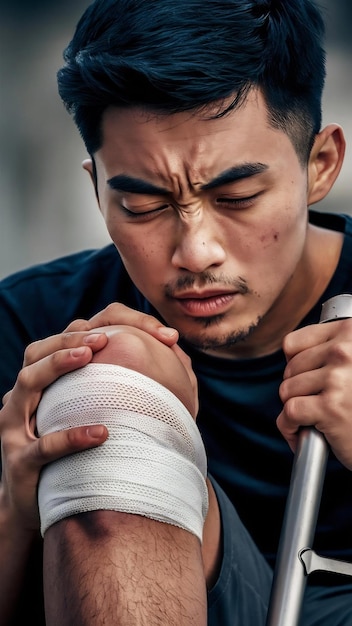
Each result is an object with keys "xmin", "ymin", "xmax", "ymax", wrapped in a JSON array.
[{"xmin": 1, "ymin": 0, "xmax": 351, "ymax": 279}]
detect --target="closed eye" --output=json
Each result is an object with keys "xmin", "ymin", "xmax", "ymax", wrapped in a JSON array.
[
  {"xmin": 216, "ymin": 194, "xmax": 259, "ymax": 208},
  {"xmin": 120, "ymin": 203, "xmax": 170, "ymax": 218}
]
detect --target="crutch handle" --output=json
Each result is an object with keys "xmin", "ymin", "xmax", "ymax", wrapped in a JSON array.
[{"xmin": 266, "ymin": 294, "xmax": 352, "ymax": 626}]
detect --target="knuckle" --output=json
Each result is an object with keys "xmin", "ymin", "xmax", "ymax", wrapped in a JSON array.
[
  {"xmin": 50, "ymin": 349, "xmax": 69, "ymax": 371},
  {"xmin": 65, "ymin": 318, "xmax": 90, "ymax": 332},
  {"xmin": 66, "ymin": 427, "xmax": 86, "ymax": 449},
  {"xmin": 93, "ymin": 302, "xmax": 126, "ymax": 324},
  {"xmin": 16, "ymin": 365, "xmax": 32, "ymax": 391},
  {"xmin": 23, "ymin": 340, "xmax": 41, "ymax": 365},
  {"xmin": 60, "ymin": 331, "xmax": 77, "ymax": 348},
  {"xmin": 282, "ymin": 396, "xmax": 297, "ymax": 422},
  {"xmin": 281, "ymin": 333, "xmax": 292, "ymax": 354},
  {"xmin": 1, "ymin": 389, "xmax": 11, "ymax": 406},
  {"xmin": 36, "ymin": 433, "xmax": 52, "ymax": 459},
  {"xmin": 105, "ymin": 302, "xmax": 124, "ymax": 316},
  {"xmin": 139, "ymin": 311, "xmax": 159, "ymax": 330},
  {"xmin": 339, "ymin": 318, "xmax": 352, "ymax": 336},
  {"xmin": 279, "ymin": 379, "xmax": 289, "ymax": 403},
  {"xmin": 324, "ymin": 367, "xmax": 342, "ymax": 391},
  {"xmin": 329, "ymin": 341, "xmax": 351, "ymax": 365}
]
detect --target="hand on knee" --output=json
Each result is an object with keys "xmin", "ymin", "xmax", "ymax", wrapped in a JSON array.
[
  {"xmin": 90, "ymin": 324, "xmax": 198, "ymax": 417},
  {"xmin": 36, "ymin": 328, "xmax": 208, "ymax": 542}
]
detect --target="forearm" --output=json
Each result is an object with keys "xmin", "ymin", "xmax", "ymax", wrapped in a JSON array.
[
  {"xmin": 0, "ymin": 493, "xmax": 37, "ymax": 624},
  {"xmin": 43, "ymin": 510, "xmax": 207, "ymax": 626}
]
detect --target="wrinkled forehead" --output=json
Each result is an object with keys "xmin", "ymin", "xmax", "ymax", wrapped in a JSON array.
[{"xmin": 94, "ymin": 90, "xmax": 293, "ymax": 186}]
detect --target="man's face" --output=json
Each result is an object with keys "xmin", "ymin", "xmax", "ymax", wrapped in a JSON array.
[{"xmin": 92, "ymin": 90, "xmax": 312, "ymax": 358}]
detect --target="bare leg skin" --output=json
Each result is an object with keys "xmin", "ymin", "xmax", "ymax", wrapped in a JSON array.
[{"xmin": 43, "ymin": 510, "xmax": 207, "ymax": 625}]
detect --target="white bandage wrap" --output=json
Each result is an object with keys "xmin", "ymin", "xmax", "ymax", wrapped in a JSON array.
[{"xmin": 36, "ymin": 364, "xmax": 208, "ymax": 542}]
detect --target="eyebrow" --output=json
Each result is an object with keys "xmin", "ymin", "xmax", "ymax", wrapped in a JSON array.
[
  {"xmin": 202, "ymin": 163, "xmax": 268, "ymax": 190},
  {"xmin": 107, "ymin": 163, "xmax": 268, "ymax": 195},
  {"xmin": 107, "ymin": 175, "xmax": 169, "ymax": 195}
]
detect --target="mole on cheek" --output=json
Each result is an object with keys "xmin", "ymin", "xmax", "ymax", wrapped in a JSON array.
[{"xmin": 259, "ymin": 231, "xmax": 279, "ymax": 246}]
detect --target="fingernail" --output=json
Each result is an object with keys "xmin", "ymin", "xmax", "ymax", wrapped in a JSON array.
[
  {"xmin": 158, "ymin": 327, "xmax": 178, "ymax": 338},
  {"xmin": 86, "ymin": 425, "xmax": 106, "ymax": 439},
  {"xmin": 70, "ymin": 346, "xmax": 87, "ymax": 357},
  {"xmin": 84, "ymin": 333, "xmax": 103, "ymax": 344}
]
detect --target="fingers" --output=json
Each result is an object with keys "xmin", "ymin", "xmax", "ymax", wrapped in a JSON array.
[
  {"xmin": 23, "ymin": 303, "xmax": 178, "ymax": 372},
  {"xmin": 88, "ymin": 303, "xmax": 179, "ymax": 346},
  {"xmin": 23, "ymin": 332, "xmax": 108, "ymax": 367},
  {"xmin": 276, "ymin": 389, "xmax": 333, "ymax": 455},
  {"xmin": 282, "ymin": 322, "xmax": 330, "ymax": 359},
  {"xmin": 279, "ymin": 356, "xmax": 350, "ymax": 432},
  {"xmin": 0, "ymin": 423, "xmax": 109, "ymax": 531},
  {"xmin": 276, "ymin": 410, "xmax": 300, "ymax": 453},
  {"xmin": 282, "ymin": 318, "xmax": 352, "ymax": 386},
  {"xmin": 1, "ymin": 348, "xmax": 96, "ymax": 433},
  {"xmin": 278, "ymin": 318, "xmax": 352, "ymax": 466},
  {"xmin": 32, "ymin": 424, "xmax": 109, "ymax": 466},
  {"xmin": 65, "ymin": 318, "xmax": 93, "ymax": 332},
  {"xmin": 20, "ymin": 347, "xmax": 93, "ymax": 392},
  {"xmin": 171, "ymin": 344, "xmax": 198, "ymax": 401},
  {"xmin": 277, "ymin": 398, "xmax": 352, "ymax": 470},
  {"xmin": 278, "ymin": 361, "xmax": 352, "ymax": 467},
  {"xmin": 282, "ymin": 318, "xmax": 352, "ymax": 360}
]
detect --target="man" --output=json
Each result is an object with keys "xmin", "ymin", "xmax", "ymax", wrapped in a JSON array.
[{"xmin": 1, "ymin": 0, "xmax": 352, "ymax": 623}]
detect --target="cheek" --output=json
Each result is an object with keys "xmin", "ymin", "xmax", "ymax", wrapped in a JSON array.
[
  {"xmin": 257, "ymin": 227, "xmax": 281, "ymax": 248},
  {"xmin": 108, "ymin": 226, "xmax": 167, "ymax": 292},
  {"xmin": 236, "ymin": 208, "xmax": 307, "ymax": 287},
  {"xmin": 120, "ymin": 238, "xmax": 165, "ymax": 264},
  {"xmin": 252, "ymin": 197, "xmax": 306, "ymax": 254},
  {"xmin": 105, "ymin": 219, "xmax": 145, "ymax": 259}
]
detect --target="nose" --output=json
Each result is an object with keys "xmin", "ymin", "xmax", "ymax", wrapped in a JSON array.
[{"xmin": 171, "ymin": 216, "xmax": 226, "ymax": 273}]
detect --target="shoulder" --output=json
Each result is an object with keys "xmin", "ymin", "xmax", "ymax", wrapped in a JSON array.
[
  {"xmin": 0, "ymin": 245, "xmax": 146, "ymax": 398},
  {"xmin": 0, "ymin": 244, "xmax": 119, "ymax": 291},
  {"xmin": 0, "ymin": 243, "xmax": 151, "ymax": 327},
  {"xmin": 308, "ymin": 209, "xmax": 349, "ymax": 233}
]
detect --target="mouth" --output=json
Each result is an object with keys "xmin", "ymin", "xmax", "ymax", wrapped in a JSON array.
[{"xmin": 172, "ymin": 290, "xmax": 237, "ymax": 317}]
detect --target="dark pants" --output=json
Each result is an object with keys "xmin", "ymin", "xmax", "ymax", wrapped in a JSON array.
[{"xmin": 208, "ymin": 477, "xmax": 352, "ymax": 625}]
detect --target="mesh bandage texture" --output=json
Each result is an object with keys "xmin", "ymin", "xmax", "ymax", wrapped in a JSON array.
[{"xmin": 36, "ymin": 364, "xmax": 208, "ymax": 541}]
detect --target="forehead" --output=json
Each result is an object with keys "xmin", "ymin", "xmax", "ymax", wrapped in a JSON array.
[{"xmin": 96, "ymin": 91, "xmax": 296, "ymax": 182}]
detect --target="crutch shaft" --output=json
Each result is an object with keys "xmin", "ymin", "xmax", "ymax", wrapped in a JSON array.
[
  {"xmin": 266, "ymin": 294, "xmax": 352, "ymax": 626},
  {"xmin": 265, "ymin": 428, "xmax": 328, "ymax": 625}
]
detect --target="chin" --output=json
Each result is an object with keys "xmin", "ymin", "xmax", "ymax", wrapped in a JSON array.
[{"xmin": 179, "ymin": 318, "xmax": 260, "ymax": 352}]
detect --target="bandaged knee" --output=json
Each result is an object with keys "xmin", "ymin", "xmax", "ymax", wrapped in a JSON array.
[{"xmin": 36, "ymin": 364, "xmax": 208, "ymax": 542}]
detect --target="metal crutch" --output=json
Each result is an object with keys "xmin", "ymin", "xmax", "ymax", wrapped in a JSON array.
[{"xmin": 266, "ymin": 294, "xmax": 352, "ymax": 626}]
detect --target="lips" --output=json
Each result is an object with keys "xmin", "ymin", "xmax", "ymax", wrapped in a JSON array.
[{"xmin": 172, "ymin": 290, "xmax": 236, "ymax": 316}]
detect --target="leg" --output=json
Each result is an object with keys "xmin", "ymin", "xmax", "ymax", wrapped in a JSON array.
[
  {"xmin": 39, "ymin": 327, "xmax": 210, "ymax": 625},
  {"xmin": 300, "ymin": 580, "xmax": 352, "ymax": 625},
  {"xmin": 44, "ymin": 511, "xmax": 206, "ymax": 625},
  {"xmin": 207, "ymin": 478, "xmax": 273, "ymax": 626}
]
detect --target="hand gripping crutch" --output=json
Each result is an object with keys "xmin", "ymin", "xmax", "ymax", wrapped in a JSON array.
[{"xmin": 266, "ymin": 294, "xmax": 352, "ymax": 626}]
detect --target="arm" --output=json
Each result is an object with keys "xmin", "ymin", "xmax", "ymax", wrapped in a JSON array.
[
  {"xmin": 0, "ymin": 302, "xmax": 189, "ymax": 623},
  {"xmin": 0, "ymin": 331, "xmax": 109, "ymax": 623}
]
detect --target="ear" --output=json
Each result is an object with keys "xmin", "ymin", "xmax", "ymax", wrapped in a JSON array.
[
  {"xmin": 307, "ymin": 124, "xmax": 346, "ymax": 205},
  {"xmin": 82, "ymin": 158, "xmax": 100, "ymax": 205}
]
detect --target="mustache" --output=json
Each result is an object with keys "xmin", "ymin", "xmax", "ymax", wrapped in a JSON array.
[{"xmin": 164, "ymin": 272, "xmax": 250, "ymax": 297}]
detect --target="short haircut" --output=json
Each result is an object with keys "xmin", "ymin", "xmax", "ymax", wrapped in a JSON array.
[{"xmin": 58, "ymin": 0, "xmax": 326, "ymax": 164}]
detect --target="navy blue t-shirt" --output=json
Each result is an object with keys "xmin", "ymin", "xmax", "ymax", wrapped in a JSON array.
[{"xmin": 1, "ymin": 210, "xmax": 352, "ymax": 621}]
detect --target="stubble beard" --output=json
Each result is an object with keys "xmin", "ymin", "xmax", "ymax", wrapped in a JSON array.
[
  {"xmin": 164, "ymin": 271, "xmax": 261, "ymax": 352},
  {"xmin": 178, "ymin": 313, "xmax": 262, "ymax": 352}
]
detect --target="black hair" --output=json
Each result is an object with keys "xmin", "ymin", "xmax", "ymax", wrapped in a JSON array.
[{"xmin": 57, "ymin": 0, "xmax": 326, "ymax": 163}]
